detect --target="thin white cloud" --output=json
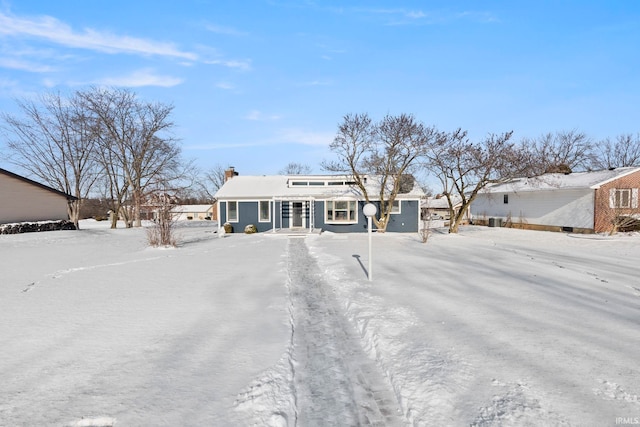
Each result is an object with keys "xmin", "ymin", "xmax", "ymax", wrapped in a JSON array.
[
  {"xmin": 457, "ymin": 11, "xmax": 500, "ymax": 24},
  {"xmin": 297, "ymin": 79, "xmax": 333, "ymax": 87},
  {"xmin": 406, "ymin": 10, "xmax": 426, "ymax": 19},
  {"xmin": 186, "ymin": 128, "xmax": 333, "ymax": 150},
  {"xmin": 205, "ymin": 23, "xmax": 249, "ymax": 37},
  {"xmin": 215, "ymin": 82, "xmax": 235, "ymax": 90},
  {"xmin": 0, "ymin": 11, "xmax": 198, "ymax": 60},
  {"xmin": 245, "ymin": 110, "xmax": 282, "ymax": 121},
  {"xmin": 278, "ymin": 128, "xmax": 333, "ymax": 146},
  {"xmin": 352, "ymin": 7, "xmax": 498, "ymax": 26},
  {"xmin": 205, "ymin": 58, "xmax": 251, "ymax": 71},
  {"xmin": 0, "ymin": 56, "xmax": 55, "ymax": 72},
  {"xmin": 94, "ymin": 69, "xmax": 184, "ymax": 87}
]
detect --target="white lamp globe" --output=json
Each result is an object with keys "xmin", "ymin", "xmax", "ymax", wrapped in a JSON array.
[{"xmin": 363, "ymin": 203, "xmax": 377, "ymax": 217}]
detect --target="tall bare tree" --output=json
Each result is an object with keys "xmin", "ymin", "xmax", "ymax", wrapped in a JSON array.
[
  {"xmin": 425, "ymin": 129, "xmax": 526, "ymax": 233},
  {"xmin": 196, "ymin": 163, "xmax": 228, "ymax": 201},
  {"xmin": 591, "ymin": 134, "xmax": 640, "ymax": 169},
  {"xmin": 1, "ymin": 92, "xmax": 100, "ymax": 228},
  {"xmin": 520, "ymin": 130, "xmax": 593, "ymax": 175},
  {"xmin": 279, "ymin": 162, "xmax": 312, "ymax": 175},
  {"xmin": 323, "ymin": 113, "xmax": 437, "ymax": 232},
  {"xmin": 78, "ymin": 87, "xmax": 181, "ymax": 228}
]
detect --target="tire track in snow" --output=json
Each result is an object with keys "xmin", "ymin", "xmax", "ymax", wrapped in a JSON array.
[
  {"xmin": 18, "ymin": 256, "xmax": 174, "ymax": 293},
  {"xmin": 286, "ymin": 237, "xmax": 404, "ymax": 427},
  {"xmin": 50, "ymin": 255, "xmax": 174, "ymax": 279}
]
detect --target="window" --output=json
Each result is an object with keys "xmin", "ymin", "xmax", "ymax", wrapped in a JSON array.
[
  {"xmin": 227, "ymin": 201, "xmax": 238, "ymax": 222},
  {"xmin": 326, "ymin": 200, "xmax": 357, "ymax": 223},
  {"xmin": 390, "ymin": 200, "xmax": 401, "ymax": 214},
  {"xmin": 259, "ymin": 201, "xmax": 271, "ymax": 222},
  {"xmin": 610, "ymin": 188, "xmax": 632, "ymax": 208},
  {"xmin": 504, "ymin": 194, "xmax": 509, "ymax": 204}
]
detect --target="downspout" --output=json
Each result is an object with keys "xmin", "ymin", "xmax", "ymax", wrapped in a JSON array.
[
  {"xmin": 272, "ymin": 197, "xmax": 276, "ymax": 233},
  {"xmin": 593, "ymin": 188, "xmax": 597, "ymax": 232},
  {"xmin": 217, "ymin": 200, "xmax": 222, "ymax": 237}
]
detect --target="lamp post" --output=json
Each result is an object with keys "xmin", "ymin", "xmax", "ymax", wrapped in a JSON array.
[{"xmin": 363, "ymin": 203, "xmax": 377, "ymax": 281}]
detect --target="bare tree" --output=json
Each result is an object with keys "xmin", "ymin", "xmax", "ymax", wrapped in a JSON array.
[
  {"xmin": 1, "ymin": 92, "xmax": 100, "ymax": 228},
  {"xmin": 591, "ymin": 134, "xmax": 640, "ymax": 169},
  {"xmin": 279, "ymin": 162, "xmax": 312, "ymax": 175},
  {"xmin": 78, "ymin": 87, "xmax": 181, "ymax": 228},
  {"xmin": 425, "ymin": 129, "xmax": 526, "ymax": 233},
  {"xmin": 145, "ymin": 190, "xmax": 180, "ymax": 247},
  {"xmin": 323, "ymin": 113, "xmax": 437, "ymax": 232},
  {"xmin": 91, "ymin": 139, "xmax": 130, "ymax": 228},
  {"xmin": 197, "ymin": 163, "xmax": 228, "ymax": 201},
  {"xmin": 520, "ymin": 130, "xmax": 593, "ymax": 175}
]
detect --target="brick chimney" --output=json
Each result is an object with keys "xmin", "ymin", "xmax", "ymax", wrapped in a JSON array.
[{"xmin": 225, "ymin": 166, "xmax": 238, "ymax": 182}]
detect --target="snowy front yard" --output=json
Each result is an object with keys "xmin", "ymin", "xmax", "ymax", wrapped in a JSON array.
[{"xmin": 1, "ymin": 221, "xmax": 638, "ymax": 426}]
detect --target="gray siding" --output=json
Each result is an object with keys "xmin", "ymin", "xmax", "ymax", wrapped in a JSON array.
[
  {"xmin": 219, "ymin": 199, "xmax": 420, "ymax": 233},
  {"xmin": 386, "ymin": 200, "xmax": 420, "ymax": 232},
  {"xmin": 316, "ymin": 200, "xmax": 420, "ymax": 233}
]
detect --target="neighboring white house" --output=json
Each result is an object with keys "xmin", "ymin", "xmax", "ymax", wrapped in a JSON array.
[
  {"xmin": 171, "ymin": 205, "xmax": 215, "ymax": 221},
  {"xmin": 470, "ymin": 167, "xmax": 640, "ymax": 233},
  {"xmin": 0, "ymin": 168, "xmax": 76, "ymax": 224}
]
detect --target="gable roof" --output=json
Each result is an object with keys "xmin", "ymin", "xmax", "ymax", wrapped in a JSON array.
[
  {"xmin": 171, "ymin": 204, "xmax": 214, "ymax": 213},
  {"xmin": 421, "ymin": 195, "xmax": 462, "ymax": 209},
  {"xmin": 480, "ymin": 167, "xmax": 640, "ymax": 194},
  {"xmin": 0, "ymin": 168, "xmax": 78, "ymax": 200},
  {"xmin": 214, "ymin": 174, "xmax": 425, "ymax": 199}
]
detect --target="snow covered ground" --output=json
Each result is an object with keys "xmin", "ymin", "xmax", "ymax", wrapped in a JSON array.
[{"xmin": 1, "ymin": 220, "xmax": 639, "ymax": 426}]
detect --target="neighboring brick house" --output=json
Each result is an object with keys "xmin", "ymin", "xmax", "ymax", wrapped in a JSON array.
[
  {"xmin": 0, "ymin": 168, "xmax": 76, "ymax": 224},
  {"xmin": 594, "ymin": 169, "xmax": 640, "ymax": 232},
  {"xmin": 471, "ymin": 167, "xmax": 640, "ymax": 233}
]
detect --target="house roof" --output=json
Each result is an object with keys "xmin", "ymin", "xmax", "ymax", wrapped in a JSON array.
[
  {"xmin": 214, "ymin": 174, "xmax": 425, "ymax": 200},
  {"xmin": 480, "ymin": 167, "xmax": 640, "ymax": 193},
  {"xmin": 171, "ymin": 204, "xmax": 214, "ymax": 213},
  {"xmin": 0, "ymin": 168, "xmax": 78, "ymax": 200},
  {"xmin": 421, "ymin": 195, "xmax": 462, "ymax": 209}
]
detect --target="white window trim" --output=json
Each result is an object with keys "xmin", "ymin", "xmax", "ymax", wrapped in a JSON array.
[
  {"xmin": 259, "ymin": 200, "xmax": 271, "ymax": 222},
  {"xmin": 325, "ymin": 199, "xmax": 358, "ymax": 224},
  {"xmin": 226, "ymin": 200, "xmax": 238, "ymax": 222},
  {"xmin": 610, "ymin": 188, "xmax": 633, "ymax": 209}
]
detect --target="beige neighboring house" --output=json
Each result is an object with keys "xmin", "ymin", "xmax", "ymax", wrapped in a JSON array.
[
  {"xmin": 171, "ymin": 204, "xmax": 215, "ymax": 221},
  {"xmin": 0, "ymin": 168, "xmax": 76, "ymax": 224},
  {"xmin": 421, "ymin": 194, "xmax": 468, "ymax": 221}
]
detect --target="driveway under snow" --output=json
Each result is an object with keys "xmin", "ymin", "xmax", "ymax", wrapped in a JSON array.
[{"xmin": 1, "ymin": 221, "xmax": 638, "ymax": 426}]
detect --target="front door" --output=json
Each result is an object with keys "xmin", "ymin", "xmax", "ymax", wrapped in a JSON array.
[{"xmin": 292, "ymin": 202, "xmax": 304, "ymax": 228}]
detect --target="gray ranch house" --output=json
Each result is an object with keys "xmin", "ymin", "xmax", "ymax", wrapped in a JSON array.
[{"xmin": 214, "ymin": 172, "xmax": 425, "ymax": 233}]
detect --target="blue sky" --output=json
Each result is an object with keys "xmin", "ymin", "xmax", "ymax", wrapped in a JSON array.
[{"xmin": 1, "ymin": 1, "xmax": 639, "ymax": 178}]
